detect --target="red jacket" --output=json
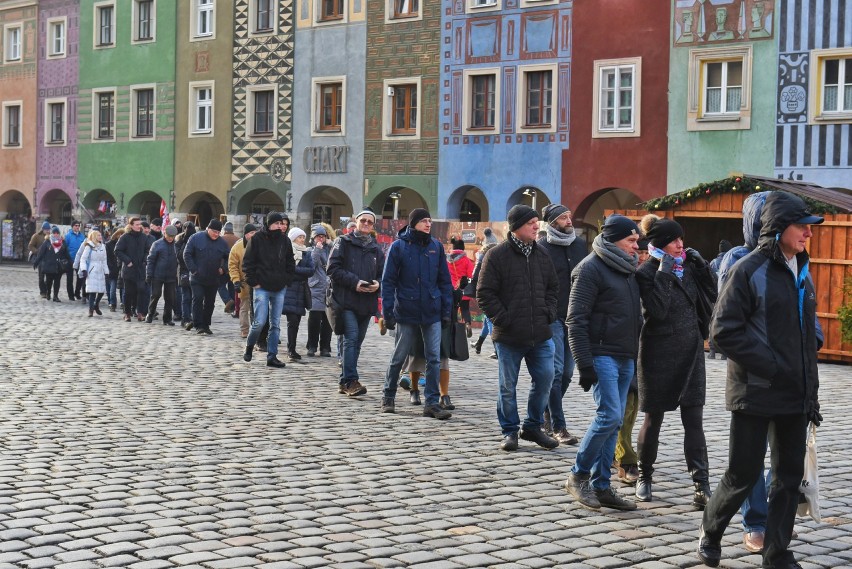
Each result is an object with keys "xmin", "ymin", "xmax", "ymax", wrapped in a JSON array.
[{"xmin": 447, "ymin": 249, "xmax": 474, "ymax": 301}]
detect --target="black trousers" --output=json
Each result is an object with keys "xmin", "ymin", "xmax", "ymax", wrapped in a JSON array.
[
  {"xmin": 702, "ymin": 411, "xmax": 807, "ymax": 568},
  {"xmin": 637, "ymin": 405, "xmax": 707, "ymax": 471},
  {"xmin": 191, "ymin": 282, "xmax": 218, "ymax": 329},
  {"xmin": 286, "ymin": 314, "xmax": 302, "ymax": 354},
  {"xmin": 38, "ymin": 268, "xmax": 47, "ymax": 296},
  {"xmin": 45, "ymin": 273, "xmax": 62, "ymax": 298},
  {"xmin": 124, "ymin": 279, "xmax": 148, "ymax": 316},
  {"xmin": 306, "ymin": 310, "xmax": 332, "ymax": 353},
  {"xmin": 65, "ymin": 267, "xmax": 76, "ymax": 298},
  {"xmin": 149, "ymin": 280, "xmax": 177, "ymax": 323}
]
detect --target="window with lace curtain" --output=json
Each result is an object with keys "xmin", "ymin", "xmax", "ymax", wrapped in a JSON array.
[
  {"xmin": 687, "ymin": 46, "xmax": 752, "ymax": 131},
  {"xmin": 810, "ymin": 50, "xmax": 852, "ymax": 123},
  {"xmin": 703, "ymin": 61, "xmax": 742, "ymax": 115}
]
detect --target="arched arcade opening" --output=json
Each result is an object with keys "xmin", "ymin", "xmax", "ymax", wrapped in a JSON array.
[
  {"xmin": 180, "ymin": 192, "xmax": 226, "ymax": 228},
  {"xmin": 447, "ymin": 185, "xmax": 489, "ymax": 222},
  {"xmin": 573, "ymin": 187, "xmax": 644, "ymax": 241},
  {"xmin": 235, "ymin": 189, "xmax": 285, "ymax": 227},
  {"xmin": 297, "ymin": 186, "xmax": 354, "ymax": 230},
  {"xmin": 369, "ymin": 187, "xmax": 428, "ymax": 221},
  {"xmin": 506, "ymin": 186, "xmax": 552, "ymax": 217},
  {"xmin": 127, "ymin": 191, "xmax": 166, "ymax": 221},
  {"xmin": 39, "ymin": 189, "xmax": 73, "ymax": 225}
]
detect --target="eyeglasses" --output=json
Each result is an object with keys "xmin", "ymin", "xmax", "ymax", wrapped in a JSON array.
[{"xmin": 358, "ymin": 219, "xmax": 375, "ymax": 225}]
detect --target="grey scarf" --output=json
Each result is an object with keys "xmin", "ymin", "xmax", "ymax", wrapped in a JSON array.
[
  {"xmin": 546, "ymin": 224, "xmax": 576, "ymax": 247},
  {"xmin": 592, "ymin": 234, "xmax": 637, "ymax": 275}
]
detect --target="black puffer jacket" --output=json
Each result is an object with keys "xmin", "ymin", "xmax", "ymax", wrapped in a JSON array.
[
  {"xmin": 327, "ymin": 233, "xmax": 385, "ymax": 316},
  {"xmin": 537, "ymin": 235, "xmax": 588, "ymax": 321},
  {"xmin": 242, "ymin": 228, "xmax": 295, "ymax": 292},
  {"xmin": 33, "ymin": 240, "xmax": 70, "ymax": 275},
  {"xmin": 566, "ymin": 252, "xmax": 641, "ymax": 370},
  {"xmin": 476, "ymin": 237, "xmax": 558, "ymax": 347},
  {"xmin": 184, "ymin": 230, "xmax": 230, "ymax": 286},
  {"xmin": 115, "ymin": 229, "xmax": 150, "ymax": 283},
  {"xmin": 106, "ymin": 239, "xmax": 120, "ymax": 278},
  {"xmin": 711, "ymin": 191, "xmax": 820, "ymax": 417},
  {"xmin": 146, "ymin": 238, "xmax": 178, "ymax": 283}
]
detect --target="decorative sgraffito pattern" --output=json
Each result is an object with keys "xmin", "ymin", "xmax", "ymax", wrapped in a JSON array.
[
  {"xmin": 232, "ymin": 0, "xmax": 295, "ymax": 185},
  {"xmin": 777, "ymin": 53, "xmax": 808, "ymax": 124},
  {"xmin": 673, "ymin": 0, "xmax": 774, "ymax": 47}
]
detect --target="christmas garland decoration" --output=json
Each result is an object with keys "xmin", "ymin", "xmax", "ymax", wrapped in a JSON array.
[{"xmin": 642, "ymin": 176, "xmax": 840, "ymax": 215}]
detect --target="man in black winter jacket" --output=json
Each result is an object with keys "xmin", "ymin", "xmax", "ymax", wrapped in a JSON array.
[
  {"xmin": 115, "ymin": 217, "xmax": 151, "ymax": 321},
  {"xmin": 698, "ymin": 191, "xmax": 823, "ymax": 569},
  {"xmin": 183, "ymin": 219, "xmax": 230, "ymax": 335},
  {"xmin": 241, "ymin": 212, "xmax": 295, "ymax": 368},
  {"xmin": 477, "ymin": 205, "xmax": 559, "ymax": 452},
  {"xmin": 145, "ymin": 224, "xmax": 179, "ymax": 325}
]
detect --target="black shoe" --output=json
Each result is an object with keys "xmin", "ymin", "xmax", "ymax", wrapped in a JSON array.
[
  {"xmin": 289, "ymin": 351, "xmax": 302, "ymax": 360},
  {"xmin": 94, "ymin": 305, "xmax": 103, "ymax": 316},
  {"xmin": 109, "ymin": 304, "xmax": 116, "ymax": 312},
  {"xmin": 243, "ymin": 345, "xmax": 253, "ymax": 362},
  {"xmin": 203, "ymin": 328, "xmax": 213, "ymax": 335},
  {"xmin": 635, "ymin": 478, "xmax": 653, "ymax": 501},
  {"xmin": 257, "ymin": 342, "xmax": 268, "ymax": 352},
  {"xmin": 381, "ymin": 397, "xmax": 395, "ymax": 413},
  {"xmin": 164, "ymin": 320, "xmax": 175, "ymax": 326},
  {"xmin": 267, "ymin": 357, "xmax": 286, "ymax": 368},
  {"xmin": 196, "ymin": 328, "xmax": 207, "ymax": 335},
  {"xmin": 320, "ymin": 350, "xmax": 332, "ymax": 357},
  {"xmin": 519, "ymin": 428, "xmax": 559, "ymax": 449},
  {"xmin": 439, "ymin": 395, "xmax": 455, "ymax": 410},
  {"xmin": 422, "ymin": 405, "xmax": 451, "ymax": 420},
  {"xmin": 697, "ymin": 525, "xmax": 721, "ymax": 567},
  {"xmin": 564, "ymin": 472, "xmax": 601, "ymax": 510},
  {"xmin": 410, "ymin": 391, "xmax": 421, "ymax": 405},
  {"xmin": 500, "ymin": 433, "xmax": 519, "ymax": 452},
  {"xmin": 184, "ymin": 322, "xmax": 194, "ymax": 331},
  {"xmin": 595, "ymin": 486, "xmax": 637, "ymax": 511},
  {"xmin": 53, "ymin": 296, "xmax": 61, "ymax": 302},
  {"xmin": 306, "ymin": 350, "xmax": 316, "ymax": 357},
  {"xmin": 692, "ymin": 481, "xmax": 712, "ymax": 511},
  {"xmin": 543, "ymin": 410, "xmax": 552, "ymax": 434},
  {"xmin": 145, "ymin": 315, "xmax": 154, "ymax": 324}
]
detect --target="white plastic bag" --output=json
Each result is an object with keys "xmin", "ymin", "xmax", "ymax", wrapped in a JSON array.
[{"xmin": 797, "ymin": 423, "xmax": 820, "ymax": 522}]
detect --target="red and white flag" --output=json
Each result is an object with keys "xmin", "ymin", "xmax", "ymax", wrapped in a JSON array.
[{"xmin": 160, "ymin": 199, "xmax": 170, "ymax": 227}]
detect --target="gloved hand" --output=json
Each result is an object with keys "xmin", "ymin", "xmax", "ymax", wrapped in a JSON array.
[
  {"xmin": 578, "ymin": 366, "xmax": 598, "ymax": 392},
  {"xmin": 442, "ymin": 317, "xmax": 451, "ymax": 330},
  {"xmin": 233, "ymin": 281, "xmax": 242, "ymax": 291},
  {"xmin": 79, "ymin": 270, "xmax": 87, "ymax": 279},
  {"xmin": 685, "ymin": 247, "xmax": 706, "ymax": 265},
  {"xmin": 385, "ymin": 317, "xmax": 396, "ymax": 331},
  {"xmin": 658, "ymin": 253, "xmax": 676, "ymax": 273},
  {"xmin": 808, "ymin": 402, "xmax": 822, "ymax": 427}
]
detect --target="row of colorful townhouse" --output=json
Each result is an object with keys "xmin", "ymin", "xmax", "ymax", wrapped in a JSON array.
[{"xmin": 0, "ymin": 0, "xmax": 849, "ymax": 256}]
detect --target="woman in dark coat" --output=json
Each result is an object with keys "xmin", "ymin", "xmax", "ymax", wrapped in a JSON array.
[
  {"xmin": 175, "ymin": 222, "xmax": 196, "ymax": 328},
  {"xmin": 283, "ymin": 228, "xmax": 315, "ymax": 362},
  {"xmin": 634, "ymin": 215, "xmax": 717, "ymax": 510},
  {"xmin": 33, "ymin": 227, "xmax": 71, "ymax": 302}
]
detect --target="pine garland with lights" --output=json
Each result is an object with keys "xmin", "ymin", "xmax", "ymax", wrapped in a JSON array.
[{"xmin": 642, "ymin": 176, "xmax": 840, "ymax": 214}]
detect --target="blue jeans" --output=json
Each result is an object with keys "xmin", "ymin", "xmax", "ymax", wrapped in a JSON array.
[
  {"xmin": 383, "ymin": 322, "xmax": 441, "ymax": 406},
  {"xmin": 218, "ymin": 281, "xmax": 234, "ymax": 304},
  {"xmin": 106, "ymin": 277, "xmax": 117, "ymax": 307},
  {"xmin": 339, "ymin": 310, "xmax": 370, "ymax": 386},
  {"xmin": 247, "ymin": 287, "xmax": 286, "ymax": 359},
  {"xmin": 174, "ymin": 285, "xmax": 183, "ymax": 319},
  {"xmin": 572, "ymin": 356, "xmax": 634, "ymax": 490},
  {"xmin": 180, "ymin": 284, "xmax": 192, "ymax": 322},
  {"xmin": 495, "ymin": 339, "xmax": 555, "ymax": 436},
  {"xmin": 741, "ymin": 454, "xmax": 770, "ymax": 532},
  {"xmin": 546, "ymin": 321, "xmax": 575, "ymax": 431},
  {"xmin": 478, "ymin": 315, "xmax": 492, "ymax": 339}
]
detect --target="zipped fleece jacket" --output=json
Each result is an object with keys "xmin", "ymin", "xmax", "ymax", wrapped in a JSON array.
[
  {"xmin": 476, "ymin": 237, "xmax": 558, "ymax": 347},
  {"xmin": 710, "ymin": 191, "xmax": 820, "ymax": 417},
  {"xmin": 242, "ymin": 229, "xmax": 295, "ymax": 292}
]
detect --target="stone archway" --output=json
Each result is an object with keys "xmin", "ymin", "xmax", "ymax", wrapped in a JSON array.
[
  {"xmin": 368, "ymin": 187, "xmax": 428, "ymax": 221},
  {"xmin": 297, "ymin": 186, "xmax": 354, "ymax": 230},
  {"xmin": 505, "ymin": 186, "xmax": 552, "ymax": 216},
  {"xmin": 446, "ymin": 185, "xmax": 489, "ymax": 222},
  {"xmin": 573, "ymin": 187, "xmax": 644, "ymax": 241},
  {"xmin": 179, "ymin": 192, "xmax": 225, "ymax": 228},
  {"xmin": 236, "ymin": 189, "xmax": 285, "ymax": 227},
  {"xmin": 127, "ymin": 191, "xmax": 165, "ymax": 221},
  {"xmin": 39, "ymin": 189, "xmax": 73, "ymax": 224},
  {"xmin": 0, "ymin": 189, "xmax": 31, "ymax": 216},
  {"xmin": 82, "ymin": 189, "xmax": 118, "ymax": 221}
]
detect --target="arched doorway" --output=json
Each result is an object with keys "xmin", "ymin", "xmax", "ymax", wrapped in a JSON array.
[
  {"xmin": 447, "ymin": 185, "xmax": 489, "ymax": 222},
  {"xmin": 297, "ymin": 186, "xmax": 354, "ymax": 229},
  {"xmin": 235, "ymin": 189, "xmax": 285, "ymax": 227},
  {"xmin": 0, "ymin": 190, "xmax": 32, "ymax": 260},
  {"xmin": 505, "ymin": 186, "xmax": 552, "ymax": 216},
  {"xmin": 369, "ymin": 187, "xmax": 428, "ymax": 221},
  {"xmin": 39, "ymin": 189, "xmax": 73, "ymax": 224},
  {"xmin": 573, "ymin": 187, "xmax": 644, "ymax": 242},
  {"xmin": 127, "ymin": 191, "xmax": 165, "ymax": 221},
  {"xmin": 82, "ymin": 189, "xmax": 118, "ymax": 225},
  {"xmin": 0, "ymin": 189, "xmax": 31, "ymax": 216},
  {"xmin": 180, "ymin": 192, "xmax": 225, "ymax": 228}
]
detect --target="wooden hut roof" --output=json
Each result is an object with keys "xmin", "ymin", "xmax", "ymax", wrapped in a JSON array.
[{"xmin": 746, "ymin": 175, "xmax": 852, "ymax": 213}]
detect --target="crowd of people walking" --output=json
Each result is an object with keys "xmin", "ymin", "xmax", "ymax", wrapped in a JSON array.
[{"xmin": 28, "ymin": 188, "xmax": 823, "ymax": 569}]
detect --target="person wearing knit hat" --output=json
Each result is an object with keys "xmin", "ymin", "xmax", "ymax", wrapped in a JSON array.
[
  {"xmin": 29, "ymin": 221, "xmax": 54, "ymax": 298},
  {"xmin": 476, "ymin": 202, "xmax": 561, "ymax": 450},
  {"xmin": 145, "ymin": 221, "xmax": 179, "ymax": 325},
  {"xmin": 32, "ymin": 225, "xmax": 72, "ymax": 302},
  {"xmin": 537, "ymin": 204, "xmax": 586, "ymax": 447},
  {"xmin": 283, "ymin": 227, "xmax": 315, "ymax": 362},
  {"xmin": 182, "ymin": 215, "xmax": 231, "ymax": 335},
  {"xmin": 482, "ymin": 226, "xmax": 499, "ymax": 245},
  {"xmin": 228, "ymin": 223, "xmax": 259, "ymax": 338},
  {"xmin": 564, "ymin": 214, "xmax": 642, "ymax": 512},
  {"xmin": 150, "ymin": 218, "xmax": 163, "ymax": 240},
  {"xmin": 306, "ymin": 223, "xmax": 334, "ymax": 358},
  {"xmin": 408, "ymin": 208, "xmax": 429, "ymax": 229},
  {"xmin": 708, "ymin": 239, "xmax": 733, "ymax": 275}
]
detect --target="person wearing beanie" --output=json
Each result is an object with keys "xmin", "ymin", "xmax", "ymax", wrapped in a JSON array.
[
  {"xmin": 708, "ymin": 239, "xmax": 733, "ymax": 275},
  {"xmin": 175, "ymin": 221, "xmax": 197, "ymax": 326},
  {"xmin": 698, "ymin": 192, "xmax": 823, "ymax": 569},
  {"xmin": 537, "ymin": 204, "xmax": 587, "ymax": 447},
  {"xmin": 29, "ymin": 221, "xmax": 54, "ymax": 298},
  {"xmin": 564, "ymin": 214, "xmax": 642, "ymax": 512},
  {"xmin": 476, "ymin": 205, "xmax": 560, "ymax": 450},
  {"xmin": 144, "ymin": 221, "xmax": 179, "ymax": 325},
  {"xmin": 32, "ymin": 225, "xmax": 72, "ymax": 302},
  {"xmin": 282, "ymin": 227, "xmax": 315, "ymax": 362},
  {"xmin": 482, "ymin": 226, "xmax": 499, "ymax": 245},
  {"xmin": 306, "ymin": 223, "xmax": 335, "ymax": 358},
  {"xmin": 379, "ymin": 209, "xmax": 454, "ymax": 419},
  {"xmin": 447, "ymin": 236, "xmax": 474, "ymax": 340},
  {"xmin": 327, "ymin": 209, "xmax": 385, "ymax": 397},
  {"xmin": 228, "ymin": 223, "xmax": 259, "ymax": 338},
  {"xmin": 150, "ymin": 218, "xmax": 163, "ymax": 241},
  {"xmin": 632, "ymin": 214, "xmax": 717, "ymax": 510},
  {"xmin": 182, "ymin": 217, "xmax": 231, "ymax": 335},
  {"xmin": 115, "ymin": 218, "xmax": 151, "ymax": 320},
  {"xmin": 241, "ymin": 212, "xmax": 296, "ymax": 368}
]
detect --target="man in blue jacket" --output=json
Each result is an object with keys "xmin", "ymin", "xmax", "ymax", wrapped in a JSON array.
[
  {"xmin": 145, "ymin": 224, "xmax": 179, "ymax": 325},
  {"xmin": 65, "ymin": 220, "xmax": 85, "ymax": 300},
  {"xmin": 380, "ymin": 208, "xmax": 454, "ymax": 419},
  {"xmin": 183, "ymin": 219, "xmax": 230, "ymax": 335}
]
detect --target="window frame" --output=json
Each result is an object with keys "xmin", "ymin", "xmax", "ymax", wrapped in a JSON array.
[
  {"xmin": 131, "ymin": 85, "xmax": 156, "ymax": 140},
  {"xmin": 92, "ymin": 89, "xmax": 116, "ymax": 142},
  {"xmin": 47, "ymin": 17, "xmax": 67, "ymax": 59},
  {"xmin": 592, "ymin": 57, "xmax": 642, "ymax": 139},
  {"xmin": 384, "ymin": 79, "xmax": 420, "ymax": 138},
  {"xmin": 516, "ymin": 63, "xmax": 558, "ymax": 134},
  {"xmin": 246, "ymin": 84, "xmax": 278, "ymax": 139},
  {"xmin": 809, "ymin": 47, "xmax": 852, "ymax": 124},
  {"xmin": 94, "ymin": 2, "xmax": 116, "ymax": 49},
  {"xmin": 132, "ymin": 0, "xmax": 156, "ymax": 44},
  {"xmin": 462, "ymin": 68, "xmax": 500, "ymax": 136},
  {"xmin": 317, "ymin": 0, "xmax": 345, "ymax": 22},
  {"xmin": 465, "ymin": 0, "xmax": 500, "ymax": 14},
  {"xmin": 191, "ymin": 0, "xmax": 216, "ymax": 40},
  {"xmin": 3, "ymin": 24, "xmax": 22, "ymax": 63},
  {"xmin": 189, "ymin": 80, "xmax": 215, "ymax": 137},
  {"xmin": 312, "ymin": 76, "xmax": 346, "ymax": 136},
  {"xmin": 2, "ymin": 101, "xmax": 22, "ymax": 148},
  {"xmin": 386, "ymin": 0, "xmax": 420, "ymax": 22},
  {"xmin": 44, "ymin": 98, "xmax": 68, "ymax": 146},
  {"xmin": 687, "ymin": 45, "xmax": 752, "ymax": 131},
  {"xmin": 250, "ymin": 0, "xmax": 277, "ymax": 35}
]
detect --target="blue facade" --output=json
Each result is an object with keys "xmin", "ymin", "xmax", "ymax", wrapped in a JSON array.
[{"xmin": 438, "ymin": 0, "xmax": 572, "ymax": 221}]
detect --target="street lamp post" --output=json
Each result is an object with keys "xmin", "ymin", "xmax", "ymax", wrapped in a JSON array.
[
  {"xmin": 523, "ymin": 188, "xmax": 537, "ymax": 213},
  {"xmin": 390, "ymin": 192, "xmax": 401, "ymax": 220}
]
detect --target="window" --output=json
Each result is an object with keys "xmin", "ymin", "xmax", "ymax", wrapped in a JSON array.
[
  {"xmin": 462, "ymin": 69, "xmax": 500, "ymax": 135},
  {"xmin": 95, "ymin": 3, "xmax": 115, "ymax": 47},
  {"xmin": 133, "ymin": 88, "xmax": 155, "ymax": 138},
  {"xmin": 465, "ymin": 0, "xmax": 499, "ymax": 13},
  {"xmin": 525, "ymin": 70, "xmax": 552, "ymax": 128},
  {"xmin": 190, "ymin": 81, "xmax": 214, "ymax": 135},
  {"xmin": 392, "ymin": 84, "xmax": 417, "ymax": 134},
  {"xmin": 194, "ymin": 0, "xmax": 215, "ymax": 38},
  {"xmin": 319, "ymin": 82, "xmax": 342, "ymax": 131},
  {"xmin": 687, "ymin": 45, "xmax": 752, "ymax": 131},
  {"xmin": 94, "ymin": 91, "xmax": 115, "ymax": 140},
  {"xmin": 3, "ymin": 103, "xmax": 21, "ymax": 147},
  {"xmin": 47, "ymin": 18, "xmax": 66, "ymax": 58},
  {"xmin": 4, "ymin": 25, "xmax": 21, "ymax": 62},
  {"xmin": 392, "ymin": 0, "xmax": 418, "ymax": 18},
  {"xmin": 46, "ymin": 100, "xmax": 66, "ymax": 144},
  {"xmin": 592, "ymin": 57, "xmax": 641, "ymax": 138},
  {"xmin": 252, "ymin": 0, "xmax": 275, "ymax": 33},
  {"xmin": 134, "ymin": 0, "xmax": 155, "ymax": 42},
  {"xmin": 809, "ymin": 48, "xmax": 852, "ymax": 123},
  {"xmin": 320, "ymin": 0, "xmax": 344, "ymax": 20},
  {"xmin": 248, "ymin": 87, "xmax": 276, "ymax": 136}
]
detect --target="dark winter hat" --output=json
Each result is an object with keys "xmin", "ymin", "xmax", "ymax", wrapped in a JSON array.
[
  {"xmin": 243, "ymin": 223, "xmax": 258, "ymax": 235},
  {"xmin": 152, "ymin": 217, "xmax": 163, "ymax": 226},
  {"xmin": 223, "ymin": 221, "xmax": 234, "ymax": 232},
  {"xmin": 408, "ymin": 208, "xmax": 431, "ymax": 228},
  {"xmin": 645, "ymin": 218, "xmax": 684, "ymax": 249},
  {"xmin": 718, "ymin": 239, "xmax": 733, "ymax": 253},
  {"xmin": 164, "ymin": 225, "xmax": 178, "ymax": 237},
  {"xmin": 542, "ymin": 204, "xmax": 570, "ymax": 224},
  {"xmin": 51, "ymin": 226, "xmax": 60, "ymax": 234},
  {"xmin": 310, "ymin": 224, "xmax": 327, "ymax": 238},
  {"xmin": 601, "ymin": 214, "xmax": 640, "ymax": 243},
  {"xmin": 207, "ymin": 219, "xmax": 223, "ymax": 232},
  {"xmin": 41, "ymin": 221, "xmax": 51, "ymax": 230},
  {"xmin": 451, "ymin": 237, "xmax": 465, "ymax": 251},
  {"xmin": 637, "ymin": 237, "xmax": 650, "ymax": 251},
  {"xmin": 507, "ymin": 204, "xmax": 538, "ymax": 232},
  {"xmin": 141, "ymin": 221, "xmax": 150, "ymax": 229},
  {"xmin": 266, "ymin": 212, "xmax": 285, "ymax": 227}
]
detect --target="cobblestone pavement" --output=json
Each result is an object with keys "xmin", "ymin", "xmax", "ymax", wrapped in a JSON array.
[{"xmin": 1, "ymin": 264, "xmax": 850, "ymax": 569}]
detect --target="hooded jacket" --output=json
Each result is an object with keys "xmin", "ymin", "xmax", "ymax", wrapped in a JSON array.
[
  {"xmin": 710, "ymin": 191, "xmax": 820, "ymax": 417},
  {"xmin": 382, "ymin": 226, "xmax": 453, "ymax": 325},
  {"xmin": 242, "ymin": 227, "xmax": 295, "ymax": 292},
  {"xmin": 447, "ymin": 249, "xmax": 474, "ymax": 301}
]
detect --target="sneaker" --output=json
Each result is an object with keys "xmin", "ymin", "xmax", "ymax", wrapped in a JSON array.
[
  {"xmin": 345, "ymin": 381, "xmax": 367, "ymax": 397},
  {"xmin": 742, "ymin": 530, "xmax": 764, "ymax": 553},
  {"xmin": 617, "ymin": 464, "xmax": 640, "ymax": 485},
  {"xmin": 267, "ymin": 357, "xmax": 286, "ymax": 368},
  {"xmin": 500, "ymin": 433, "xmax": 519, "ymax": 451},
  {"xmin": 423, "ymin": 405, "xmax": 451, "ymax": 420},
  {"xmin": 519, "ymin": 428, "xmax": 559, "ymax": 450},
  {"xmin": 398, "ymin": 374, "xmax": 412, "ymax": 391},
  {"xmin": 595, "ymin": 486, "xmax": 637, "ymax": 511},
  {"xmin": 564, "ymin": 472, "xmax": 601, "ymax": 510},
  {"xmin": 381, "ymin": 397, "xmax": 395, "ymax": 413},
  {"xmin": 697, "ymin": 525, "xmax": 721, "ymax": 567},
  {"xmin": 489, "ymin": 352, "xmax": 498, "ymax": 359},
  {"xmin": 553, "ymin": 428, "xmax": 579, "ymax": 446},
  {"xmin": 338, "ymin": 385, "xmax": 346, "ymax": 394}
]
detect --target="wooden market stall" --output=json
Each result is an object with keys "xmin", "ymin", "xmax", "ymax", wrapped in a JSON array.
[{"xmin": 607, "ymin": 175, "xmax": 852, "ymax": 364}]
